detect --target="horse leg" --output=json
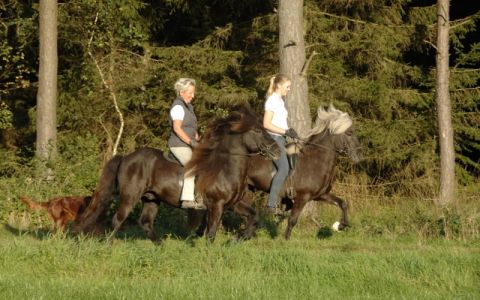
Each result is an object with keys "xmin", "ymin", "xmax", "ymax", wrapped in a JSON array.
[
  {"xmin": 206, "ymin": 200, "xmax": 224, "ymax": 243},
  {"xmin": 111, "ymin": 191, "xmax": 141, "ymax": 239},
  {"xmin": 232, "ymin": 199, "xmax": 259, "ymax": 241},
  {"xmin": 187, "ymin": 209, "xmax": 207, "ymax": 237},
  {"xmin": 284, "ymin": 199, "xmax": 308, "ymax": 240},
  {"xmin": 320, "ymin": 193, "xmax": 349, "ymax": 231},
  {"xmin": 139, "ymin": 201, "xmax": 160, "ymax": 243}
]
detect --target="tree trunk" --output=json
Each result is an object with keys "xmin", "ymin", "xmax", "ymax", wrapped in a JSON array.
[
  {"xmin": 435, "ymin": 0, "xmax": 455, "ymax": 206},
  {"xmin": 278, "ymin": 0, "xmax": 315, "ymax": 216},
  {"xmin": 36, "ymin": 0, "xmax": 58, "ymax": 161},
  {"xmin": 278, "ymin": 0, "xmax": 311, "ymax": 136}
]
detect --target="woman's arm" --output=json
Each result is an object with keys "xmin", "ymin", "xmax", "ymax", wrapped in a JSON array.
[
  {"xmin": 263, "ymin": 110, "xmax": 286, "ymax": 135},
  {"xmin": 173, "ymin": 120, "xmax": 194, "ymax": 144}
]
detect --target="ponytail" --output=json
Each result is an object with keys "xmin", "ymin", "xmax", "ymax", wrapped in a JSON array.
[
  {"xmin": 266, "ymin": 74, "xmax": 290, "ymax": 98},
  {"xmin": 266, "ymin": 76, "xmax": 276, "ymax": 97}
]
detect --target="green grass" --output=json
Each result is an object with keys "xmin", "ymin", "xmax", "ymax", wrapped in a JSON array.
[
  {"xmin": 1, "ymin": 223, "xmax": 479, "ymax": 299},
  {"xmin": 2, "ymin": 165, "xmax": 479, "ymax": 299}
]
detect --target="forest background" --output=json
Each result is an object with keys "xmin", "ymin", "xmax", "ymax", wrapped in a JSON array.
[{"xmin": 0, "ymin": 0, "xmax": 479, "ymax": 239}]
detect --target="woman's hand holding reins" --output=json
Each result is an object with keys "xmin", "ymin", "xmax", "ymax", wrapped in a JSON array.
[{"xmin": 285, "ymin": 128, "xmax": 299, "ymax": 139}]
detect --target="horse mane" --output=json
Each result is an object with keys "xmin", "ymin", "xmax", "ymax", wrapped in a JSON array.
[
  {"xmin": 307, "ymin": 104, "xmax": 353, "ymax": 137},
  {"xmin": 186, "ymin": 105, "xmax": 259, "ymax": 181}
]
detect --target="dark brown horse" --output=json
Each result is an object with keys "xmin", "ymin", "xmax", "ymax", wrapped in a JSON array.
[
  {"xmin": 73, "ymin": 106, "xmax": 280, "ymax": 242},
  {"xmin": 183, "ymin": 106, "xmax": 284, "ymax": 242},
  {"xmin": 247, "ymin": 105, "xmax": 362, "ymax": 239}
]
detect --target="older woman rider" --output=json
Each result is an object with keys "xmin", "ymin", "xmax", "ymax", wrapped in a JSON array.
[{"xmin": 168, "ymin": 78, "xmax": 206, "ymax": 210}]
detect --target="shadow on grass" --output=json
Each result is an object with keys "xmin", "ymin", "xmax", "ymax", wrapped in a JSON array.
[
  {"xmin": 5, "ymin": 202, "xmax": 296, "ymax": 244},
  {"xmin": 4, "ymin": 203, "xmax": 200, "ymax": 244},
  {"xmin": 4, "ymin": 223, "xmax": 53, "ymax": 240},
  {"xmin": 317, "ymin": 226, "xmax": 334, "ymax": 239}
]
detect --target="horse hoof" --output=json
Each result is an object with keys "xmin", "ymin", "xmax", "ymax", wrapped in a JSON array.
[{"xmin": 332, "ymin": 221, "xmax": 341, "ymax": 232}]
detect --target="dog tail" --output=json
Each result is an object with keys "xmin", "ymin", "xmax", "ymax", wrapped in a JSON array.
[
  {"xmin": 20, "ymin": 196, "xmax": 49, "ymax": 211},
  {"xmin": 73, "ymin": 155, "xmax": 123, "ymax": 234}
]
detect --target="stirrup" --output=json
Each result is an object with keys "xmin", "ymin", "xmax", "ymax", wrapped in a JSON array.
[{"xmin": 286, "ymin": 186, "xmax": 296, "ymax": 199}]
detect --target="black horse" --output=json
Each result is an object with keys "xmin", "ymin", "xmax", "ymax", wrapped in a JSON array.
[
  {"xmin": 73, "ymin": 106, "xmax": 280, "ymax": 242},
  {"xmin": 191, "ymin": 105, "xmax": 362, "ymax": 240}
]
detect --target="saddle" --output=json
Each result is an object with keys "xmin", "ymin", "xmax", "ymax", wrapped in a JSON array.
[
  {"xmin": 162, "ymin": 152, "xmax": 206, "ymax": 209},
  {"xmin": 163, "ymin": 151, "xmax": 182, "ymax": 165}
]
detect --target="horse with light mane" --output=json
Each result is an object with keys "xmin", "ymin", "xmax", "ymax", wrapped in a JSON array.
[{"xmin": 248, "ymin": 104, "xmax": 362, "ymax": 239}]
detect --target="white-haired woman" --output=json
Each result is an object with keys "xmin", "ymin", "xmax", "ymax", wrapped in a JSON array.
[
  {"xmin": 263, "ymin": 74, "xmax": 299, "ymax": 215},
  {"xmin": 168, "ymin": 78, "xmax": 205, "ymax": 210}
]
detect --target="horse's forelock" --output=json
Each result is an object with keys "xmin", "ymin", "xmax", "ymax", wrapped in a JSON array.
[{"xmin": 309, "ymin": 106, "xmax": 331, "ymax": 136}]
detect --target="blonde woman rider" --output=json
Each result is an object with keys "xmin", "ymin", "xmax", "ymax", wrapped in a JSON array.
[{"xmin": 263, "ymin": 74, "xmax": 299, "ymax": 215}]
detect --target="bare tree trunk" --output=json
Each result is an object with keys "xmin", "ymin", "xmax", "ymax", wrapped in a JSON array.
[
  {"xmin": 278, "ymin": 0, "xmax": 311, "ymax": 136},
  {"xmin": 36, "ymin": 0, "xmax": 58, "ymax": 162},
  {"xmin": 435, "ymin": 0, "xmax": 455, "ymax": 206},
  {"xmin": 278, "ymin": 0, "xmax": 315, "ymax": 216}
]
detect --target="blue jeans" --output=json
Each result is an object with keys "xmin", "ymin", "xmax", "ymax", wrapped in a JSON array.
[{"xmin": 268, "ymin": 135, "xmax": 289, "ymax": 208}]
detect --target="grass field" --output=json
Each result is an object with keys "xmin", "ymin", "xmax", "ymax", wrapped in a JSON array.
[
  {"xmin": 1, "ymin": 216, "xmax": 479, "ymax": 299},
  {"xmin": 2, "ymin": 169, "xmax": 479, "ymax": 299}
]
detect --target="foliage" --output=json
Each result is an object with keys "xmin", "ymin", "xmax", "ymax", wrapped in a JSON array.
[{"xmin": 0, "ymin": 0, "xmax": 479, "ymax": 196}]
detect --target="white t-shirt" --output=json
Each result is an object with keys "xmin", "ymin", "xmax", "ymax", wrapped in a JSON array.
[
  {"xmin": 170, "ymin": 105, "xmax": 185, "ymax": 120},
  {"xmin": 264, "ymin": 92, "xmax": 288, "ymax": 135}
]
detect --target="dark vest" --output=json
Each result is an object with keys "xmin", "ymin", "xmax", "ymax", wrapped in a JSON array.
[{"xmin": 168, "ymin": 97, "xmax": 198, "ymax": 148}]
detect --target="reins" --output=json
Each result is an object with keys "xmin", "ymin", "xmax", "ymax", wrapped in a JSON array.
[
  {"xmin": 292, "ymin": 133, "xmax": 360, "ymax": 155},
  {"xmin": 210, "ymin": 140, "xmax": 279, "ymax": 158},
  {"xmin": 294, "ymin": 138, "xmax": 339, "ymax": 153}
]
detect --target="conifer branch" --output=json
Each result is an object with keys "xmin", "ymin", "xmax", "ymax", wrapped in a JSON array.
[
  {"xmin": 317, "ymin": 11, "xmax": 368, "ymax": 24},
  {"xmin": 116, "ymin": 48, "xmax": 164, "ymax": 63},
  {"xmin": 451, "ymin": 68, "xmax": 480, "ymax": 73},
  {"xmin": 450, "ymin": 13, "xmax": 480, "ymax": 29},
  {"xmin": 450, "ymin": 87, "xmax": 480, "ymax": 92},
  {"xmin": 423, "ymin": 39, "xmax": 438, "ymax": 50},
  {"xmin": 313, "ymin": 9, "xmax": 479, "ymax": 30}
]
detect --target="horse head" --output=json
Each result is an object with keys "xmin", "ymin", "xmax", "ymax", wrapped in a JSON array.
[
  {"xmin": 333, "ymin": 125, "xmax": 363, "ymax": 163},
  {"xmin": 312, "ymin": 105, "xmax": 363, "ymax": 163}
]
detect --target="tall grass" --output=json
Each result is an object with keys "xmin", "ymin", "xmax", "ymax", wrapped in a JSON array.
[
  {"xmin": 0, "ymin": 226, "xmax": 479, "ymax": 299},
  {"xmin": 1, "ymin": 153, "xmax": 479, "ymax": 298}
]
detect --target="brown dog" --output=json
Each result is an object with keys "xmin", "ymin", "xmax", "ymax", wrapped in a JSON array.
[{"xmin": 20, "ymin": 195, "xmax": 92, "ymax": 231}]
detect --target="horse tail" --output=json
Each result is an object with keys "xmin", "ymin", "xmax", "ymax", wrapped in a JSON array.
[
  {"xmin": 20, "ymin": 196, "xmax": 49, "ymax": 211},
  {"xmin": 73, "ymin": 155, "xmax": 123, "ymax": 234}
]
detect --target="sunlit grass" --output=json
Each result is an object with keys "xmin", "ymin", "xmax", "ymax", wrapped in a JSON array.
[{"xmin": 1, "ymin": 223, "xmax": 479, "ymax": 299}]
